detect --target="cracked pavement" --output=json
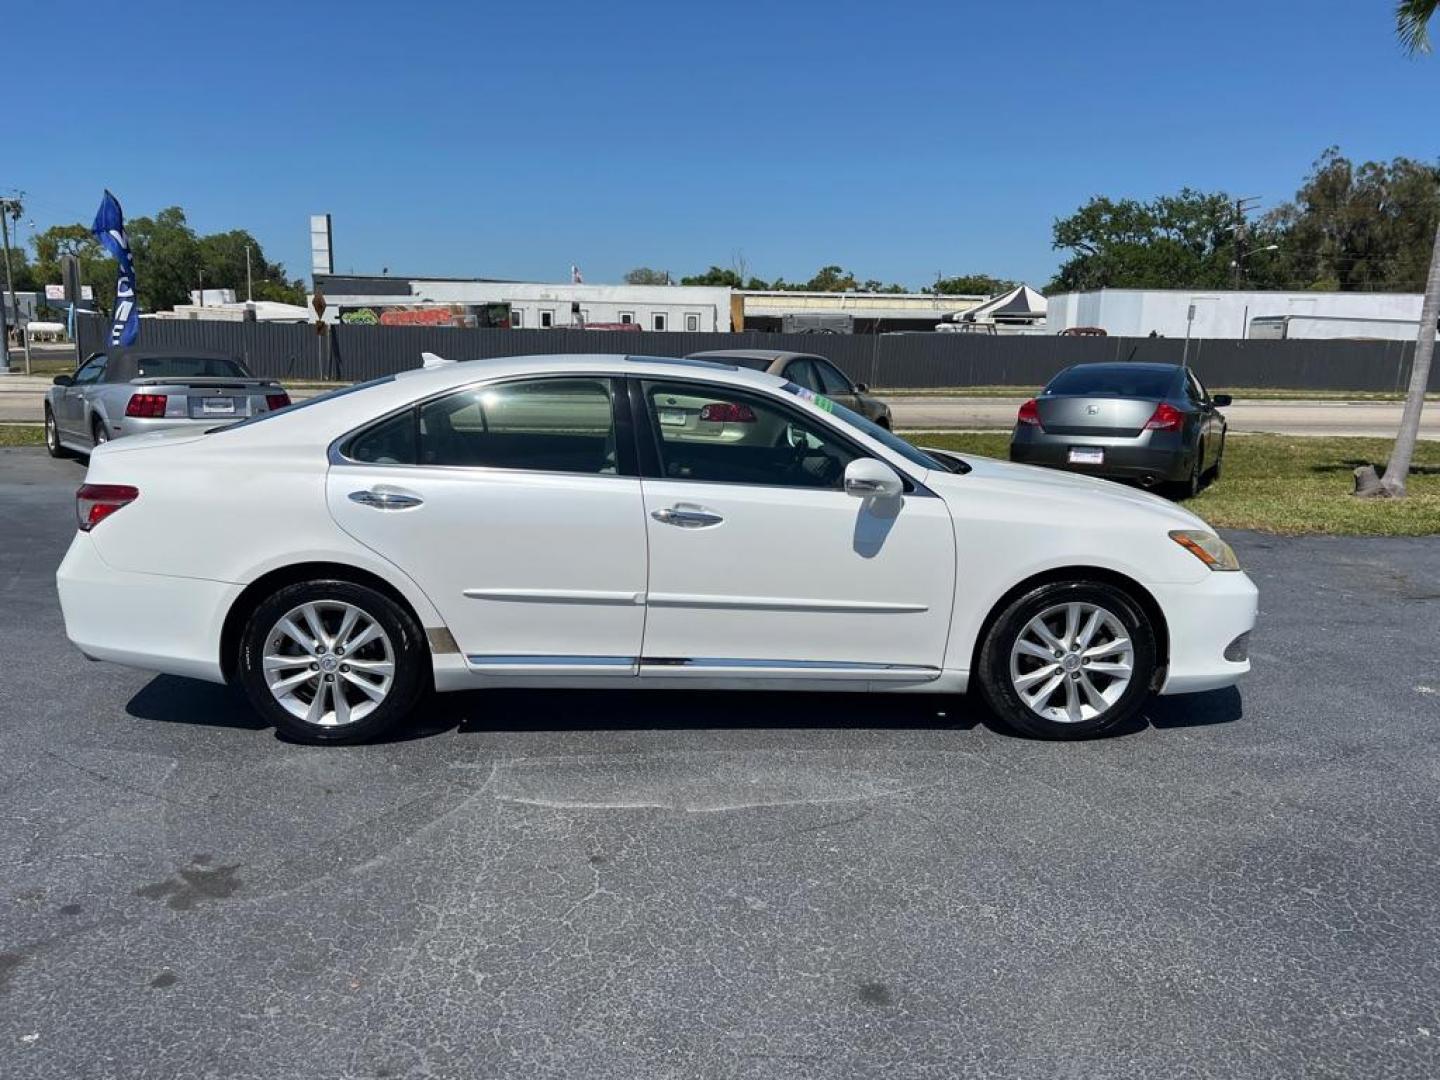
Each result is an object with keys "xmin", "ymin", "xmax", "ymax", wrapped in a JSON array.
[{"xmin": 2, "ymin": 446, "xmax": 1439, "ymax": 1078}]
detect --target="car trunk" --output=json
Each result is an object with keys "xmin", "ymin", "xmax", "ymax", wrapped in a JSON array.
[
  {"xmin": 1036, "ymin": 396, "xmax": 1158, "ymax": 437},
  {"xmin": 129, "ymin": 376, "xmax": 283, "ymax": 421}
]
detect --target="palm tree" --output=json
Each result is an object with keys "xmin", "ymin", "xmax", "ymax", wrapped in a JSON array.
[
  {"xmin": 1397, "ymin": 1, "xmax": 1436, "ymax": 53},
  {"xmin": 1359, "ymin": 2, "xmax": 1440, "ymax": 496}
]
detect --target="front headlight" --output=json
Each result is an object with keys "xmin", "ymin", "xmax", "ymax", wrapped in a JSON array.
[{"xmin": 1169, "ymin": 530, "xmax": 1241, "ymax": 571}]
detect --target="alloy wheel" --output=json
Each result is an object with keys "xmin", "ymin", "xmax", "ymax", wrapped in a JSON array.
[
  {"xmin": 45, "ymin": 412, "xmax": 57, "ymax": 451},
  {"xmin": 262, "ymin": 600, "xmax": 395, "ymax": 728},
  {"xmin": 1008, "ymin": 601, "xmax": 1134, "ymax": 724}
]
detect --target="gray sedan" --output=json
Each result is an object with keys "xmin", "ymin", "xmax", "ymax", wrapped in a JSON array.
[
  {"xmin": 45, "ymin": 347, "xmax": 290, "ymax": 457},
  {"xmin": 685, "ymin": 349, "xmax": 893, "ymax": 428},
  {"xmin": 1008, "ymin": 362, "xmax": 1230, "ymax": 498}
]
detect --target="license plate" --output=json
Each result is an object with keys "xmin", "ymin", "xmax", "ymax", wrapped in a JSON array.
[
  {"xmin": 1068, "ymin": 447, "xmax": 1104, "ymax": 465},
  {"xmin": 202, "ymin": 398, "xmax": 235, "ymax": 415},
  {"xmin": 659, "ymin": 409, "xmax": 686, "ymax": 426}
]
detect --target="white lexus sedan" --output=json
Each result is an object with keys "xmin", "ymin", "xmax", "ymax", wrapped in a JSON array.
[{"xmin": 56, "ymin": 354, "xmax": 1258, "ymax": 744}]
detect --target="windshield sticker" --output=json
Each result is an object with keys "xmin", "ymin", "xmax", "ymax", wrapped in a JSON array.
[{"xmin": 814, "ymin": 394, "xmax": 836, "ymax": 413}]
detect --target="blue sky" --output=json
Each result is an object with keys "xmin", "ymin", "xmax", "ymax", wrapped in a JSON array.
[{"xmin": 11, "ymin": 0, "xmax": 1438, "ymax": 291}]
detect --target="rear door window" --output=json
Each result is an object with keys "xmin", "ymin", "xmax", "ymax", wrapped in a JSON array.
[{"xmin": 417, "ymin": 378, "xmax": 620, "ymax": 474}]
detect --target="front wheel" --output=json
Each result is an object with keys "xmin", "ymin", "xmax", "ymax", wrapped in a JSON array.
[
  {"xmin": 237, "ymin": 580, "xmax": 428, "ymax": 744},
  {"xmin": 976, "ymin": 580, "xmax": 1158, "ymax": 740}
]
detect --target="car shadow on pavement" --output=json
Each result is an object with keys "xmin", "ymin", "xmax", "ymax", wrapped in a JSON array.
[
  {"xmin": 125, "ymin": 676, "xmax": 270, "ymax": 732},
  {"xmin": 123, "ymin": 677, "xmax": 1243, "ymax": 742}
]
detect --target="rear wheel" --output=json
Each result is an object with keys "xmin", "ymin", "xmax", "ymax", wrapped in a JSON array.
[
  {"xmin": 44, "ymin": 406, "xmax": 69, "ymax": 458},
  {"xmin": 1167, "ymin": 441, "xmax": 1203, "ymax": 500},
  {"xmin": 237, "ymin": 580, "xmax": 427, "ymax": 744},
  {"xmin": 1207, "ymin": 432, "xmax": 1225, "ymax": 483},
  {"xmin": 977, "ymin": 580, "xmax": 1158, "ymax": 740}
]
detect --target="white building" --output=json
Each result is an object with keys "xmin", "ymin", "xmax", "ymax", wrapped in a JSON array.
[
  {"xmin": 310, "ymin": 274, "xmax": 732, "ymax": 332},
  {"xmin": 1045, "ymin": 288, "xmax": 1436, "ymax": 341}
]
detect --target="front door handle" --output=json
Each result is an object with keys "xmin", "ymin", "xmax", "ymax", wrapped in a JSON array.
[
  {"xmin": 652, "ymin": 505, "xmax": 723, "ymax": 529},
  {"xmin": 349, "ymin": 488, "xmax": 424, "ymax": 510}
]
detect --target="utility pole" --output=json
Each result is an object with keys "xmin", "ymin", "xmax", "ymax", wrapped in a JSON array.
[
  {"xmin": 246, "ymin": 244, "xmax": 253, "ymax": 302},
  {"xmin": 0, "ymin": 193, "xmax": 22, "ymax": 375},
  {"xmin": 1231, "ymin": 196, "xmax": 1262, "ymax": 289}
]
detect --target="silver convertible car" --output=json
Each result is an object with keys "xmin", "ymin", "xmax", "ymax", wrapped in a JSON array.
[{"xmin": 45, "ymin": 347, "xmax": 291, "ymax": 457}]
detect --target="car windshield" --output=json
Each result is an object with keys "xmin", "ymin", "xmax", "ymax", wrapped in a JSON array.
[
  {"xmin": 206, "ymin": 375, "xmax": 397, "ymax": 434},
  {"xmin": 133, "ymin": 356, "xmax": 248, "ymax": 379},
  {"xmin": 780, "ymin": 382, "xmax": 953, "ymax": 473},
  {"xmin": 1045, "ymin": 366, "xmax": 1177, "ymax": 398}
]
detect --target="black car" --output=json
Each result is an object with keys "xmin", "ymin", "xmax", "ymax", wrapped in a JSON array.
[{"xmin": 1008, "ymin": 362, "xmax": 1230, "ymax": 498}]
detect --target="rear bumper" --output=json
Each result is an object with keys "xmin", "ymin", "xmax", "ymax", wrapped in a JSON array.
[
  {"xmin": 56, "ymin": 531, "xmax": 238, "ymax": 684},
  {"xmin": 1151, "ymin": 571, "xmax": 1259, "ymax": 695},
  {"xmin": 1010, "ymin": 428, "xmax": 1194, "ymax": 483}
]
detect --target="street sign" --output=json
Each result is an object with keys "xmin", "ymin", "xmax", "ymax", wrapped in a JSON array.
[
  {"xmin": 45, "ymin": 284, "xmax": 64, "ymax": 300},
  {"xmin": 312, "ymin": 289, "xmax": 327, "ymax": 319}
]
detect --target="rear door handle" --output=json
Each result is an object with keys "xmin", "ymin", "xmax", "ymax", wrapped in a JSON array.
[
  {"xmin": 652, "ymin": 505, "xmax": 723, "ymax": 528},
  {"xmin": 349, "ymin": 488, "xmax": 424, "ymax": 510}
]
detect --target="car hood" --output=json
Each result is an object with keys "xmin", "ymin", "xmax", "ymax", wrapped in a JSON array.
[{"xmin": 922, "ymin": 452, "xmax": 1213, "ymax": 531}]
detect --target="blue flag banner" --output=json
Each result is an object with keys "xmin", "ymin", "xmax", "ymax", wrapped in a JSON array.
[{"xmin": 92, "ymin": 190, "xmax": 139, "ymax": 347}]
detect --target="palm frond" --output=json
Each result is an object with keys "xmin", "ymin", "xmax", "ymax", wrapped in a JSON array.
[{"xmin": 1396, "ymin": 0, "xmax": 1437, "ymax": 54}]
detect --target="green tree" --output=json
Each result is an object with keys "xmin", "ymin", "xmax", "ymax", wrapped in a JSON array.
[
  {"xmin": 127, "ymin": 206, "xmax": 202, "ymax": 312},
  {"xmin": 1397, "ymin": 0, "xmax": 1436, "ymax": 52},
  {"xmin": 929, "ymin": 274, "xmax": 1017, "ymax": 296},
  {"xmin": 1049, "ymin": 189, "xmax": 1283, "ymax": 291},
  {"xmin": 197, "ymin": 229, "xmax": 307, "ymax": 305},
  {"xmin": 679, "ymin": 265, "xmax": 743, "ymax": 288},
  {"xmin": 1266, "ymin": 148, "xmax": 1440, "ymax": 292},
  {"xmin": 31, "ymin": 224, "xmax": 119, "ymax": 317},
  {"xmin": 624, "ymin": 267, "xmax": 671, "ymax": 285}
]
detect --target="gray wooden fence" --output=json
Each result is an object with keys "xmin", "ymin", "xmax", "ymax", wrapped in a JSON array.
[{"xmin": 77, "ymin": 316, "xmax": 1433, "ymax": 393}]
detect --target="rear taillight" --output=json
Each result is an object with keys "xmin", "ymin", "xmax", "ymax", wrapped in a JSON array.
[
  {"xmin": 699, "ymin": 402, "xmax": 756, "ymax": 423},
  {"xmin": 76, "ymin": 484, "xmax": 139, "ymax": 531},
  {"xmin": 265, "ymin": 392, "xmax": 291, "ymax": 411},
  {"xmin": 1017, "ymin": 399, "xmax": 1041, "ymax": 427},
  {"xmin": 1144, "ymin": 402, "xmax": 1183, "ymax": 431},
  {"xmin": 125, "ymin": 393, "xmax": 167, "ymax": 418}
]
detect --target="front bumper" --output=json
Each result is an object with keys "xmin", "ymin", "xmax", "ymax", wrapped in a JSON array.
[
  {"xmin": 56, "ymin": 531, "xmax": 239, "ymax": 684},
  {"xmin": 1010, "ymin": 428, "xmax": 1195, "ymax": 484},
  {"xmin": 1151, "ymin": 570, "xmax": 1259, "ymax": 695}
]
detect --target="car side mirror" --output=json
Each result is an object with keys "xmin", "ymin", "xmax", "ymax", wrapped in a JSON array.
[
  {"xmin": 844, "ymin": 457, "xmax": 903, "ymax": 499},
  {"xmin": 855, "ymin": 382, "xmax": 869, "ymax": 393},
  {"xmin": 52, "ymin": 374, "xmax": 74, "ymax": 387},
  {"xmin": 1212, "ymin": 394, "xmax": 1232, "ymax": 407}
]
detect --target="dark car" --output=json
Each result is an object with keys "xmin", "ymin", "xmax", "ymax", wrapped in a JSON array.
[
  {"xmin": 1008, "ymin": 362, "xmax": 1230, "ymax": 498},
  {"xmin": 685, "ymin": 349, "xmax": 893, "ymax": 428}
]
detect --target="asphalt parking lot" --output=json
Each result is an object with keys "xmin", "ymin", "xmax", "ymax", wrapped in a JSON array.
[{"xmin": 3, "ymin": 446, "xmax": 1439, "ymax": 1079}]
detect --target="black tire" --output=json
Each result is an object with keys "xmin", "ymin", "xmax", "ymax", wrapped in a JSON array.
[
  {"xmin": 1166, "ymin": 441, "xmax": 1203, "ymax": 500},
  {"xmin": 44, "ymin": 406, "xmax": 69, "ymax": 458},
  {"xmin": 91, "ymin": 415, "xmax": 110, "ymax": 449},
  {"xmin": 1207, "ymin": 432, "xmax": 1225, "ymax": 483},
  {"xmin": 976, "ymin": 579, "xmax": 1158, "ymax": 740},
  {"xmin": 237, "ymin": 579, "xmax": 427, "ymax": 744}
]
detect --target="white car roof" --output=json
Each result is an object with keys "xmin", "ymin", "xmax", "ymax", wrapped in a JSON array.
[{"xmin": 212, "ymin": 353, "xmax": 793, "ymax": 449}]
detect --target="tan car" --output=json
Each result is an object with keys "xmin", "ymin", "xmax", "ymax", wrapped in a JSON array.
[{"xmin": 685, "ymin": 349, "xmax": 893, "ymax": 429}]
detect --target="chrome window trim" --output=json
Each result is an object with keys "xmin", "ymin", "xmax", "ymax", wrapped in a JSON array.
[
  {"xmin": 326, "ymin": 367, "xmax": 933, "ymax": 494},
  {"xmin": 327, "ymin": 371, "xmax": 628, "ymax": 473}
]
